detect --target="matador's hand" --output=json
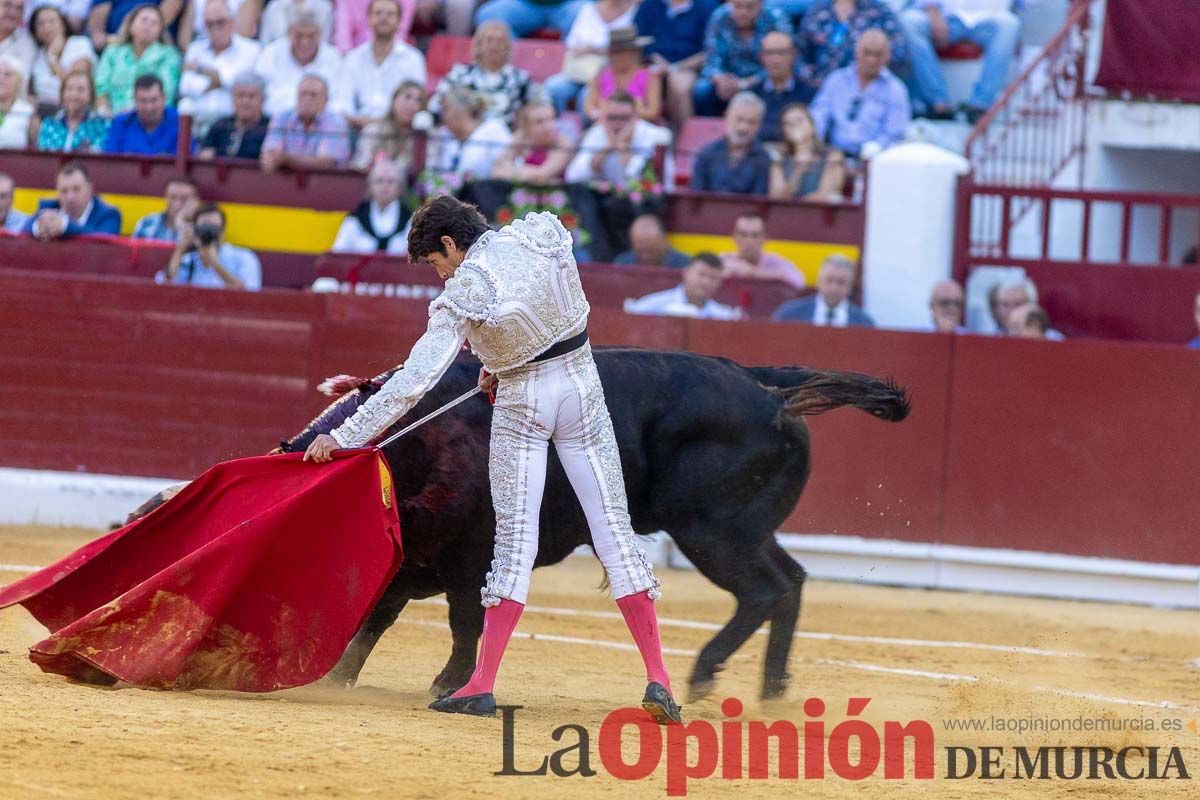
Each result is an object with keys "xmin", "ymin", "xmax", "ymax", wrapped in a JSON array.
[
  {"xmin": 303, "ymin": 433, "xmax": 339, "ymax": 463},
  {"xmin": 478, "ymin": 368, "xmax": 498, "ymax": 393}
]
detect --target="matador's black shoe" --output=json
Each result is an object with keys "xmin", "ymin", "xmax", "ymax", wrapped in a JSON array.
[
  {"xmin": 641, "ymin": 682, "xmax": 684, "ymax": 725},
  {"xmin": 429, "ymin": 692, "xmax": 497, "ymax": 717}
]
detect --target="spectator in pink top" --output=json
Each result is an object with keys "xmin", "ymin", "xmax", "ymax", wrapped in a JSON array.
[
  {"xmin": 334, "ymin": 0, "xmax": 414, "ymax": 53},
  {"xmin": 719, "ymin": 211, "xmax": 806, "ymax": 289},
  {"xmin": 584, "ymin": 26, "xmax": 660, "ymax": 123}
]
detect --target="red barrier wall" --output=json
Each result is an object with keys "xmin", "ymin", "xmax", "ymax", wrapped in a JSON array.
[{"xmin": 1, "ymin": 270, "xmax": 1197, "ymax": 565}]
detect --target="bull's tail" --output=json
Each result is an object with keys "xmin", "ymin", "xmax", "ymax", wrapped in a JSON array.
[{"xmin": 749, "ymin": 366, "xmax": 910, "ymax": 422}]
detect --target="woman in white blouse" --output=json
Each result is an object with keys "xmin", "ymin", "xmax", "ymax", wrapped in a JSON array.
[
  {"xmin": 429, "ymin": 87, "xmax": 512, "ymax": 180},
  {"xmin": 28, "ymin": 6, "xmax": 97, "ymax": 108},
  {"xmin": 543, "ymin": 0, "xmax": 636, "ymax": 113}
]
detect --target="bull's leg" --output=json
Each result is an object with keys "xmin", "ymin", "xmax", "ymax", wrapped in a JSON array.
[
  {"xmin": 326, "ymin": 583, "xmax": 411, "ymax": 688},
  {"xmin": 428, "ymin": 586, "xmax": 485, "ymax": 698},
  {"xmin": 762, "ymin": 542, "xmax": 806, "ymax": 700},
  {"xmin": 670, "ymin": 530, "xmax": 792, "ymax": 703}
]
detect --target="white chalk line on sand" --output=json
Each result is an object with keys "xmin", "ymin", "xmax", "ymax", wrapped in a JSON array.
[
  {"xmin": 407, "ymin": 597, "xmax": 1094, "ymax": 660},
  {"xmin": 395, "ymin": 618, "xmax": 1200, "ymax": 713},
  {"xmin": 6, "ymin": 562, "xmax": 1196, "ymax": 711}
]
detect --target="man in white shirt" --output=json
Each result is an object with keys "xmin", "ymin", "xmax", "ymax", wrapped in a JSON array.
[
  {"xmin": 254, "ymin": 5, "xmax": 349, "ymax": 116},
  {"xmin": 343, "ymin": 0, "xmax": 425, "ymax": 128},
  {"xmin": 179, "ymin": 0, "xmax": 262, "ymax": 124},
  {"xmin": 625, "ymin": 252, "xmax": 742, "ymax": 320},
  {"xmin": 772, "ymin": 253, "xmax": 875, "ymax": 327},
  {"xmin": 331, "ymin": 160, "xmax": 411, "ymax": 255},
  {"xmin": 565, "ymin": 91, "xmax": 672, "ymax": 185},
  {"xmin": 0, "ymin": 0, "xmax": 35, "ymax": 76},
  {"xmin": 0, "ymin": 171, "xmax": 28, "ymax": 233}
]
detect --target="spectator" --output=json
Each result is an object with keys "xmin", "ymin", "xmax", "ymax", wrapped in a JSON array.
[
  {"xmin": 613, "ymin": 213, "xmax": 690, "ymax": 268},
  {"xmin": 132, "ymin": 175, "xmax": 199, "ymax": 242},
  {"xmin": 253, "ymin": 6, "xmax": 348, "ymax": 117},
  {"xmin": 491, "ymin": 99, "xmax": 574, "ymax": 183},
  {"xmin": 343, "ymin": 0, "xmax": 425, "ymax": 129},
  {"xmin": 583, "ymin": 26, "xmax": 660, "ymax": 124},
  {"xmin": 28, "ymin": 5, "xmax": 97, "ymax": 107},
  {"xmin": 352, "ymin": 80, "xmax": 427, "ymax": 171},
  {"xmin": 257, "ymin": 0, "xmax": 332, "ymax": 45},
  {"xmin": 544, "ymin": 0, "xmax": 636, "ymax": 114},
  {"xmin": 564, "ymin": 90, "xmax": 671, "ymax": 185},
  {"xmin": 331, "ymin": 160, "xmax": 411, "ymax": 255},
  {"xmin": 260, "ymin": 73, "xmax": 351, "ymax": 170},
  {"xmin": 94, "ymin": 4, "xmax": 180, "ymax": 115},
  {"xmin": 104, "ymin": 73, "xmax": 182, "ymax": 154},
  {"xmin": 427, "ymin": 22, "xmax": 546, "ymax": 127},
  {"xmin": 625, "ymin": 252, "xmax": 741, "ymax": 319},
  {"xmin": 926, "ymin": 278, "xmax": 965, "ymax": 333},
  {"xmin": 1189, "ymin": 290, "xmax": 1200, "ymax": 350},
  {"xmin": 1005, "ymin": 302, "xmax": 1050, "ymax": 340},
  {"xmin": 473, "ymin": 0, "xmax": 585, "ymax": 39},
  {"xmin": 198, "ymin": 70, "xmax": 270, "ymax": 158},
  {"xmin": 635, "ymin": 0, "xmax": 717, "ymax": 126},
  {"xmin": 37, "ymin": 69, "xmax": 111, "ymax": 151},
  {"xmin": 87, "ymin": 0, "xmax": 182, "ymax": 51},
  {"xmin": 30, "ymin": 0, "xmax": 91, "ymax": 33},
  {"xmin": 334, "ymin": 0, "xmax": 415, "ymax": 54},
  {"xmin": 809, "ymin": 28, "xmax": 909, "ymax": 159},
  {"xmin": 0, "ymin": 171, "xmax": 27, "ymax": 232},
  {"xmin": 0, "ymin": 0, "xmax": 35, "ymax": 78},
  {"xmin": 428, "ymin": 0, "xmax": 475, "ymax": 37},
  {"xmin": 157, "ymin": 202, "xmax": 262, "ymax": 290},
  {"xmin": 720, "ymin": 211, "xmax": 805, "ymax": 288},
  {"xmin": 753, "ymin": 32, "xmax": 813, "ymax": 142},
  {"xmin": 694, "ymin": 0, "xmax": 791, "ymax": 117},
  {"xmin": 0, "ymin": 56, "xmax": 35, "ymax": 148},
  {"xmin": 24, "ymin": 161, "xmax": 122, "ymax": 239},
  {"xmin": 427, "ymin": 87, "xmax": 512, "ymax": 180},
  {"xmin": 900, "ymin": 0, "xmax": 1020, "ymax": 121},
  {"xmin": 690, "ymin": 91, "xmax": 772, "ymax": 195},
  {"xmin": 178, "ymin": 0, "xmax": 258, "ymax": 49},
  {"xmin": 768, "ymin": 103, "xmax": 844, "ymax": 201},
  {"xmin": 986, "ymin": 276, "xmax": 1063, "ymax": 339},
  {"xmin": 177, "ymin": 0, "xmax": 261, "ymax": 125},
  {"xmin": 796, "ymin": 0, "xmax": 907, "ymax": 95},
  {"xmin": 772, "ymin": 253, "xmax": 874, "ymax": 326}
]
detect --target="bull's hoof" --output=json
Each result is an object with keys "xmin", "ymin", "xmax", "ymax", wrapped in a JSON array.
[
  {"xmin": 761, "ymin": 673, "xmax": 790, "ymax": 700},
  {"xmin": 321, "ymin": 671, "xmax": 357, "ymax": 689},
  {"xmin": 687, "ymin": 676, "xmax": 715, "ymax": 703},
  {"xmin": 429, "ymin": 676, "xmax": 466, "ymax": 699}
]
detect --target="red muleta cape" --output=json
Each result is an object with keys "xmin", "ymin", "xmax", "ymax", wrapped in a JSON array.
[{"xmin": 0, "ymin": 450, "xmax": 403, "ymax": 692}]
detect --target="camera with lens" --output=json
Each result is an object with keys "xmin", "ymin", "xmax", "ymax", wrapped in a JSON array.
[{"xmin": 194, "ymin": 222, "xmax": 221, "ymax": 247}]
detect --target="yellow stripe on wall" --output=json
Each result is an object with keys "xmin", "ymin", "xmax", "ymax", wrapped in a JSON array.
[
  {"xmin": 668, "ymin": 234, "xmax": 861, "ymax": 287},
  {"xmin": 14, "ymin": 189, "xmax": 345, "ymax": 254}
]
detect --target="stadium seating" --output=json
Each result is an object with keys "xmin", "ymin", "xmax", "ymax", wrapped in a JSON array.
[{"xmin": 673, "ymin": 117, "xmax": 726, "ymax": 188}]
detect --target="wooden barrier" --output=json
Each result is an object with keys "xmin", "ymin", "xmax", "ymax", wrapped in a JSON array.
[{"xmin": 2, "ymin": 269, "xmax": 1197, "ymax": 566}]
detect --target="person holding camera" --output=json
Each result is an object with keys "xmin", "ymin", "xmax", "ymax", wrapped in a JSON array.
[{"xmin": 156, "ymin": 203, "xmax": 263, "ymax": 290}]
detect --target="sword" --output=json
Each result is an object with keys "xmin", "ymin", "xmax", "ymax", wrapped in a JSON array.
[{"xmin": 372, "ymin": 385, "xmax": 483, "ymax": 450}]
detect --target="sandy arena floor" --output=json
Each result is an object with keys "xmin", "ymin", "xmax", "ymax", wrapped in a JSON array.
[{"xmin": 1, "ymin": 524, "xmax": 1198, "ymax": 799}]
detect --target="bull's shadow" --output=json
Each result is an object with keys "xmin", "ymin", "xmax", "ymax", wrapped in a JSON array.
[{"xmin": 140, "ymin": 347, "xmax": 908, "ymax": 702}]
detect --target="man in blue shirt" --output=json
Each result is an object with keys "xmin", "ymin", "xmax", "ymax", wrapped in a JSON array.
[
  {"xmin": 156, "ymin": 203, "xmax": 262, "ymax": 290},
  {"xmin": 690, "ymin": 91, "xmax": 772, "ymax": 195},
  {"xmin": 105, "ymin": 74, "xmax": 183, "ymax": 156},
  {"xmin": 809, "ymin": 28, "xmax": 910, "ymax": 158},
  {"xmin": 753, "ymin": 31, "xmax": 814, "ymax": 141},
  {"xmin": 25, "ymin": 161, "xmax": 122, "ymax": 240},
  {"xmin": 636, "ymin": 0, "xmax": 720, "ymax": 123},
  {"xmin": 694, "ymin": 0, "xmax": 791, "ymax": 117}
]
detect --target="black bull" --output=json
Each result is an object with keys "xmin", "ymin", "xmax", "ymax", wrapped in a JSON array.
[{"xmin": 132, "ymin": 347, "xmax": 909, "ymax": 701}]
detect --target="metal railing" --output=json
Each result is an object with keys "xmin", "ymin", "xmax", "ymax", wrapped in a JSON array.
[
  {"xmin": 954, "ymin": 181, "xmax": 1200, "ymax": 280},
  {"xmin": 963, "ymin": 0, "xmax": 1092, "ymax": 188}
]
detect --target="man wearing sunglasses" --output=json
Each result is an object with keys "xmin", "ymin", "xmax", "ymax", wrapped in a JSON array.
[{"xmin": 808, "ymin": 28, "xmax": 910, "ymax": 160}]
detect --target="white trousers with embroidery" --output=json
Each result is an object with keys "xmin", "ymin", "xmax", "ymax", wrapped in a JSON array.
[{"xmin": 480, "ymin": 343, "xmax": 662, "ymax": 607}]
